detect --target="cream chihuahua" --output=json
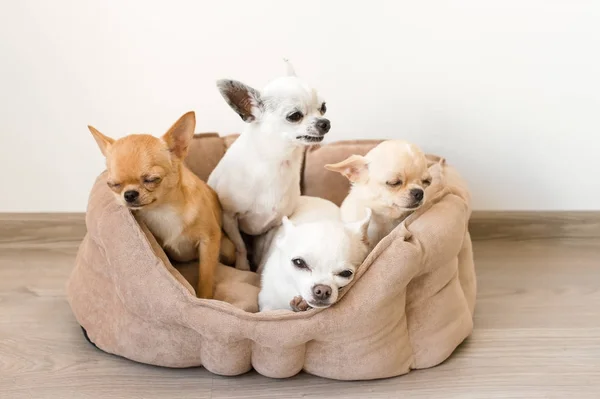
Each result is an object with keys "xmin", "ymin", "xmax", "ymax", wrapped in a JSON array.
[
  {"xmin": 325, "ymin": 140, "xmax": 431, "ymax": 249},
  {"xmin": 208, "ymin": 61, "xmax": 330, "ymax": 271},
  {"xmin": 88, "ymin": 111, "xmax": 233, "ymax": 299}
]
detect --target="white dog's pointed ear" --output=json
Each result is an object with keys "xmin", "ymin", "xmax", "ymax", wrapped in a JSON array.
[
  {"xmin": 281, "ymin": 216, "xmax": 296, "ymax": 232},
  {"xmin": 283, "ymin": 58, "xmax": 296, "ymax": 77},
  {"xmin": 344, "ymin": 208, "xmax": 372, "ymax": 245},
  {"xmin": 276, "ymin": 216, "xmax": 296, "ymax": 248},
  {"xmin": 216, "ymin": 79, "xmax": 262, "ymax": 122},
  {"xmin": 325, "ymin": 155, "xmax": 370, "ymax": 183}
]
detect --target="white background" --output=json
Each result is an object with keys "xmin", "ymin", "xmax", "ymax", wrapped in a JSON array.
[{"xmin": 1, "ymin": 0, "xmax": 599, "ymax": 212}]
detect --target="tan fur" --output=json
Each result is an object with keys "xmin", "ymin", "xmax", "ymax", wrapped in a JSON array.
[
  {"xmin": 325, "ymin": 140, "xmax": 431, "ymax": 249},
  {"xmin": 87, "ymin": 112, "xmax": 229, "ymax": 299}
]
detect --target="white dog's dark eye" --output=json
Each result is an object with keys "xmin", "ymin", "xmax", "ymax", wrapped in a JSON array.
[
  {"xmin": 143, "ymin": 176, "xmax": 161, "ymax": 184},
  {"xmin": 337, "ymin": 270, "xmax": 353, "ymax": 278},
  {"xmin": 422, "ymin": 178, "xmax": 431, "ymax": 186},
  {"xmin": 292, "ymin": 257, "xmax": 309, "ymax": 270},
  {"xmin": 320, "ymin": 103, "xmax": 327, "ymax": 114},
  {"xmin": 287, "ymin": 111, "xmax": 304, "ymax": 122},
  {"xmin": 386, "ymin": 180, "xmax": 402, "ymax": 187}
]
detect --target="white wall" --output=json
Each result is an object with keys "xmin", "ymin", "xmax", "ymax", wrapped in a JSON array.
[{"xmin": 1, "ymin": 0, "xmax": 599, "ymax": 212}]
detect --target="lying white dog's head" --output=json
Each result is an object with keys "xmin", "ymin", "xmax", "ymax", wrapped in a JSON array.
[
  {"xmin": 216, "ymin": 60, "xmax": 330, "ymax": 145},
  {"xmin": 274, "ymin": 210, "xmax": 372, "ymax": 308}
]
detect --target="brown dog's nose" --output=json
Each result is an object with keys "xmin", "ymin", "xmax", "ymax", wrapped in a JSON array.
[
  {"xmin": 124, "ymin": 190, "xmax": 139, "ymax": 203},
  {"xmin": 312, "ymin": 284, "xmax": 332, "ymax": 301}
]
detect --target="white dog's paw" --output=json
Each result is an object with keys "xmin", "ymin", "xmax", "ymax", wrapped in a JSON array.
[
  {"xmin": 290, "ymin": 296, "xmax": 311, "ymax": 312},
  {"xmin": 235, "ymin": 255, "xmax": 251, "ymax": 271}
]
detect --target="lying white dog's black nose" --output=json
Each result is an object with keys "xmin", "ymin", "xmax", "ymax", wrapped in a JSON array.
[{"xmin": 312, "ymin": 284, "xmax": 332, "ymax": 300}]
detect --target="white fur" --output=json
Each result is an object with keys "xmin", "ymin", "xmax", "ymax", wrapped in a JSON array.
[
  {"xmin": 208, "ymin": 64, "xmax": 329, "ymax": 270},
  {"xmin": 258, "ymin": 196, "xmax": 371, "ymax": 312}
]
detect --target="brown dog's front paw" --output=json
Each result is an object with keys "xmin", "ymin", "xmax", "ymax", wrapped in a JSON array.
[
  {"xmin": 196, "ymin": 284, "xmax": 214, "ymax": 300},
  {"xmin": 290, "ymin": 296, "xmax": 311, "ymax": 312}
]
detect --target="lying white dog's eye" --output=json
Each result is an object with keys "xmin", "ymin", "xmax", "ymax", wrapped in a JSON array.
[
  {"xmin": 337, "ymin": 270, "xmax": 353, "ymax": 278},
  {"xmin": 422, "ymin": 178, "xmax": 431, "ymax": 186},
  {"xmin": 386, "ymin": 180, "xmax": 402, "ymax": 187},
  {"xmin": 286, "ymin": 111, "xmax": 304, "ymax": 122},
  {"xmin": 291, "ymin": 257, "xmax": 309, "ymax": 270}
]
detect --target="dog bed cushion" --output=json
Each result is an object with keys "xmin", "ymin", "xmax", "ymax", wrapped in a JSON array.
[{"xmin": 66, "ymin": 134, "xmax": 476, "ymax": 381}]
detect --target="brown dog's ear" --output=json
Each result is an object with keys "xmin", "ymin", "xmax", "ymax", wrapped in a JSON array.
[
  {"xmin": 87, "ymin": 125, "xmax": 115, "ymax": 157},
  {"xmin": 216, "ymin": 79, "xmax": 262, "ymax": 122},
  {"xmin": 162, "ymin": 111, "xmax": 196, "ymax": 159},
  {"xmin": 325, "ymin": 155, "xmax": 370, "ymax": 183}
]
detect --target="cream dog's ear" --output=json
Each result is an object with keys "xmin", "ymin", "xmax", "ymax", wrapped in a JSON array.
[
  {"xmin": 344, "ymin": 208, "xmax": 372, "ymax": 246},
  {"xmin": 325, "ymin": 155, "xmax": 370, "ymax": 183}
]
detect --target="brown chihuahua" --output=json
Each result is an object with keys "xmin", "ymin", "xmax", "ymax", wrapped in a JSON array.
[{"xmin": 88, "ymin": 111, "xmax": 233, "ymax": 299}]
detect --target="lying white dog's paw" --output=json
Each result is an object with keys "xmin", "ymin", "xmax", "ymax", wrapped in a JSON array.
[{"xmin": 290, "ymin": 296, "xmax": 311, "ymax": 312}]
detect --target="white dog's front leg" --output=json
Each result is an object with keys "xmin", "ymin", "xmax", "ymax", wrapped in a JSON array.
[{"xmin": 222, "ymin": 212, "xmax": 250, "ymax": 271}]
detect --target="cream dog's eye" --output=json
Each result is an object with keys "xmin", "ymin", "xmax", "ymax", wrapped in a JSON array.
[
  {"xmin": 286, "ymin": 111, "xmax": 304, "ymax": 122},
  {"xmin": 107, "ymin": 181, "xmax": 121, "ymax": 189},
  {"xmin": 386, "ymin": 180, "xmax": 402, "ymax": 187},
  {"xmin": 292, "ymin": 257, "xmax": 309, "ymax": 270},
  {"xmin": 143, "ymin": 176, "xmax": 161, "ymax": 184},
  {"xmin": 337, "ymin": 270, "xmax": 353, "ymax": 278},
  {"xmin": 422, "ymin": 178, "xmax": 431, "ymax": 186}
]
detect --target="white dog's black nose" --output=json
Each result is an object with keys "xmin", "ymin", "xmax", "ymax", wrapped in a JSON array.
[
  {"xmin": 312, "ymin": 284, "xmax": 332, "ymax": 301},
  {"xmin": 410, "ymin": 188, "xmax": 424, "ymax": 202},
  {"xmin": 124, "ymin": 190, "xmax": 139, "ymax": 203},
  {"xmin": 316, "ymin": 118, "xmax": 331, "ymax": 134}
]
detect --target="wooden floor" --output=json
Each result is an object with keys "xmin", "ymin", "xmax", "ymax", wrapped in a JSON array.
[{"xmin": 1, "ymin": 215, "xmax": 599, "ymax": 398}]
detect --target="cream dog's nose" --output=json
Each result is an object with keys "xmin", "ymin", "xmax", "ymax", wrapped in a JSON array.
[{"xmin": 410, "ymin": 188, "xmax": 424, "ymax": 202}]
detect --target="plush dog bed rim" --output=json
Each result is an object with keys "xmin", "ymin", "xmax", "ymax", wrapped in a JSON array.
[{"xmin": 85, "ymin": 156, "xmax": 459, "ymax": 324}]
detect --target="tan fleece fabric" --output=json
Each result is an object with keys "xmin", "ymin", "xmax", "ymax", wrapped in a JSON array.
[{"xmin": 66, "ymin": 134, "xmax": 476, "ymax": 380}]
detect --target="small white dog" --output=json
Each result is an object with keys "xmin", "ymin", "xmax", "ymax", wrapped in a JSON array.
[
  {"xmin": 325, "ymin": 140, "xmax": 431, "ymax": 249},
  {"xmin": 258, "ymin": 196, "xmax": 371, "ymax": 312},
  {"xmin": 208, "ymin": 61, "xmax": 330, "ymax": 271}
]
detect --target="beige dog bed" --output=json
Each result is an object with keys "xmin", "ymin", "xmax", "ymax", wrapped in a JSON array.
[{"xmin": 67, "ymin": 134, "xmax": 476, "ymax": 381}]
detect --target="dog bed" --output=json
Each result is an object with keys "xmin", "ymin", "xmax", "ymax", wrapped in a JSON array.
[{"xmin": 67, "ymin": 134, "xmax": 476, "ymax": 381}]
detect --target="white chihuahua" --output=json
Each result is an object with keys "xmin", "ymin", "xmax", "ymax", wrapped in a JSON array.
[
  {"xmin": 208, "ymin": 61, "xmax": 330, "ymax": 271},
  {"xmin": 325, "ymin": 140, "xmax": 431, "ymax": 249},
  {"xmin": 258, "ymin": 196, "xmax": 371, "ymax": 312}
]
